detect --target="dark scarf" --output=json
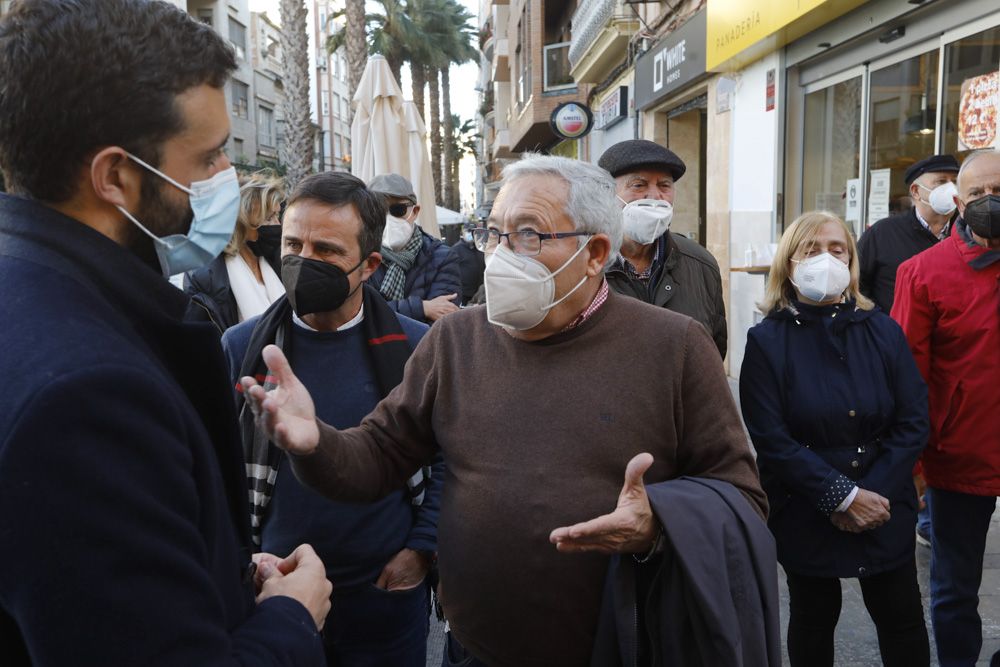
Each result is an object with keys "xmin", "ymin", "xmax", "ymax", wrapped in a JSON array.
[
  {"xmin": 237, "ymin": 283, "xmax": 426, "ymax": 545},
  {"xmin": 957, "ymin": 218, "xmax": 1000, "ymax": 270}
]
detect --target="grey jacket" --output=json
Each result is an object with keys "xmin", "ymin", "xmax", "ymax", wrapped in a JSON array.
[{"xmin": 606, "ymin": 232, "xmax": 727, "ymax": 358}]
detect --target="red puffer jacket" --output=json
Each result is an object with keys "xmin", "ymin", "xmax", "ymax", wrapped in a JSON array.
[{"xmin": 892, "ymin": 224, "xmax": 1000, "ymax": 496}]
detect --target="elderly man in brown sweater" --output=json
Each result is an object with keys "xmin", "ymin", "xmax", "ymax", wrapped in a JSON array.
[{"xmin": 241, "ymin": 154, "xmax": 767, "ymax": 666}]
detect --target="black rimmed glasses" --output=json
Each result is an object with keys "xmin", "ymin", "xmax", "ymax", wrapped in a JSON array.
[{"xmin": 471, "ymin": 228, "xmax": 591, "ymax": 256}]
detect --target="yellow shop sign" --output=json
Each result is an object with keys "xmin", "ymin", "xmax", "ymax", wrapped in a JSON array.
[{"xmin": 706, "ymin": 0, "xmax": 868, "ymax": 70}]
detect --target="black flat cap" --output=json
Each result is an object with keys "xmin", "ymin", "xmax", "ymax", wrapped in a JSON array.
[
  {"xmin": 598, "ymin": 140, "xmax": 687, "ymax": 181},
  {"xmin": 904, "ymin": 154, "xmax": 960, "ymax": 185}
]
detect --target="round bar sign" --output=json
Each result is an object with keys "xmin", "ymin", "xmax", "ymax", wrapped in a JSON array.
[{"xmin": 550, "ymin": 102, "xmax": 593, "ymax": 139}]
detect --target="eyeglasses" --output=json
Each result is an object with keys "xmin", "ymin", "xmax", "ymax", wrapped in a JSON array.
[
  {"xmin": 471, "ymin": 227, "xmax": 591, "ymax": 256},
  {"xmin": 388, "ymin": 202, "xmax": 413, "ymax": 217}
]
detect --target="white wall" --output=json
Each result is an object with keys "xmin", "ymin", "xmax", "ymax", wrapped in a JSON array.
[{"xmin": 727, "ymin": 51, "xmax": 781, "ymax": 377}]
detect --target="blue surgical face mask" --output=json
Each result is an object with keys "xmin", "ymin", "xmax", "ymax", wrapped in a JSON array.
[{"xmin": 116, "ymin": 152, "xmax": 240, "ymax": 277}]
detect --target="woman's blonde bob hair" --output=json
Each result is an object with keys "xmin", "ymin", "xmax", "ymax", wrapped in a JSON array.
[
  {"xmin": 224, "ymin": 172, "xmax": 285, "ymax": 257},
  {"xmin": 758, "ymin": 210, "xmax": 874, "ymax": 314}
]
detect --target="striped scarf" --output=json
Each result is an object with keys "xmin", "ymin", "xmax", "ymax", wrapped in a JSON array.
[{"xmin": 379, "ymin": 225, "xmax": 422, "ymax": 300}]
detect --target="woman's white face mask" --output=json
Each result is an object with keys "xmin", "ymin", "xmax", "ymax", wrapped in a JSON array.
[{"xmin": 790, "ymin": 252, "xmax": 851, "ymax": 303}]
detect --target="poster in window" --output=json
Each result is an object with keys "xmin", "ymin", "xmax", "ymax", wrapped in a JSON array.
[{"xmin": 957, "ymin": 71, "xmax": 999, "ymax": 151}]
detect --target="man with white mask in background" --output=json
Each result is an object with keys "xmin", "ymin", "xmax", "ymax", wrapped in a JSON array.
[
  {"xmin": 237, "ymin": 155, "xmax": 774, "ymax": 667},
  {"xmin": 857, "ymin": 153, "xmax": 960, "ymax": 551},
  {"xmin": 598, "ymin": 140, "xmax": 727, "ymax": 358},
  {"xmin": 858, "ymin": 153, "xmax": 960, "ymax": 314},
  {"xmin": 367, "ymin": 173, "xmax": 462, "ymax": 323}
]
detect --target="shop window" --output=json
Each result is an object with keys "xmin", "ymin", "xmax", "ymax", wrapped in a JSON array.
[
  {"xmin": 257, "ymin": 106, "xmax": 274, "ymax": 147},
  {"xmin": 802, "ymin": 77, "xmax": 862, "ymax": 221},
  {"xmin": 543, "ymin": 43, "xmax": 574, "ymax": 92},
  {"xmin": 867, "ymin": 50, "xmax": 939, "ymax": 218},
  {"xmin": 942, "ymin": 26, "xmax": 1000, "ymax": 160}
]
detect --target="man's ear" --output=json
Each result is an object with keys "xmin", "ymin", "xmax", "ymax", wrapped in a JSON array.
[
  {"xmin": 90, "ymin": 147, "xmax": 143, "ymax": 212},
  {"xmin": 585, "ymin": 234, "xmax": 612, "ymax": 276},
  {"xmin": 361, "ymin": 251, "xmax": 382, "ymax": 280},
  {"xmin": 410, "ymin": 204, "xmax": 421, "ymax": 222}
]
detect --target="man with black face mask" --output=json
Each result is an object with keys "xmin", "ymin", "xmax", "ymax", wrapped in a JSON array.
[
  {"xmin": 221, "ymin": 172, "xmax": 442, "ymax": 667},
  {"xmin": 892, "ymin": 148, "xmax": 1000, "ymax": 667}
]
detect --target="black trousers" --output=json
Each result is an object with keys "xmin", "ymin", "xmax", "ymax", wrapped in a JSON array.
[{"xmin": 785, "ymin": 558, "xmax": 929, "ymax": 667}]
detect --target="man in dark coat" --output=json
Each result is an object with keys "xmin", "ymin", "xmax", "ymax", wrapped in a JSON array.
[
  {"xmin": 858, "ymin": 154, "xmax": 960, "ymax": 551},
  {"xmin": 858, "ymin": 153, "xmax": 960, "ymax": 312},
  {"xmin": 452, "ymin": 227, "xmax": 486, "ymax": 305},
  {"xmin": 599, "ymin": 140, "xmax": 727, "ymax": 358},
  {"xmin": 0, "ymin": 2, "xmax": 330, "ymax": 663},
  {"xmin": 368, "ymin": 173, "xmax": 462, "ymax": 323}
]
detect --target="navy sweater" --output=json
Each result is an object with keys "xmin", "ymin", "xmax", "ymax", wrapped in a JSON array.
[{"xmin": 222, "ymin": 311, "xmax": 437, "ymax": 589}]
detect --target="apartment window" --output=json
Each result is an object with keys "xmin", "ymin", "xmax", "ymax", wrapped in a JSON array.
[
  {"xmin": 231, "ymin": 80, "xmax": 249, "ymax": 119},
  {"xmin": 257, "ymin": 106, "xmax": 275, "ymax": 147},
  {"xmin": 516, "ymin": 6, "xmax": 532, "ymax": 107},
  {"xmin": 233, "ymin": 138, "xmax": 245, "ymax": 161},
  {"xmin": 334, "ymin": 134, "xmax": 342, "ymax": 158},
  {"xmin": 543, "ymin": 42, "xmax": 573, "ymax": 92},
  {"xmin": 229, "ymin": 17, "xmax": 247, "ymax": 61},
  {"xmin": 197, "ymin": 8, "xmax": 213, "ymax": 27}
]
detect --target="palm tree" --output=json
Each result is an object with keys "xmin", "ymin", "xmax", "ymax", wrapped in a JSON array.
[
  {"xmin": 440, "ymin": 0, "xmax": 476, "ymax": 210},
  {"xmin": 280, "ymin": 0, "xmax": 314, "ymax": 187},
  {"xmin": 345, "ymin": 0, "xmax": 367, "ymax": 122},
  {"xmin": 446, "ymin": 115, "xmax": 478, "ymax": 210},
  {"xmin": 404, "ymin": 0, "xmax": 452, "ymax": 137}
]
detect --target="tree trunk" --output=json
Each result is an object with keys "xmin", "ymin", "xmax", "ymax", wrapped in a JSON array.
[
  {"xmin": 345, "ymin": 0, "xmax": 367, "ymax": 125},
  {"xmin": 442, "ymin": 67, "xmax": 455, "ymax": 211},
  {"xmin": 411, "ymin": 63, "xmax": 426, "ymax": 124},
  {"xmin": 387, "ymin": 57, "xmax": 403, "ymax": 85},
  {"xmin": 451, "ymin": 147, "xmax": 461, "ymax": 211},
  {"xmin": 280, "ymin": 0, "xmax": 314, "ymax": 188},
  {"xmin": 428, "ymin": 69, "xmax": 443, "ymax": 205}
]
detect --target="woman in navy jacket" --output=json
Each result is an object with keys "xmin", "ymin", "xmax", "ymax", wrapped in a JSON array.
[{"xmin": 740, "ymin": 211, "xmax": 929, "ymax": 666}]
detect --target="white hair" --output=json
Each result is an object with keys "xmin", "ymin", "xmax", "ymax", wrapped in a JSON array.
[
  {"xmin": 500, "ymin": 153, "xmax": 623, "ymax": 267},
  {"xmin": 958, "ymin": 148, "xmax": 1000, "ymax": 192}
]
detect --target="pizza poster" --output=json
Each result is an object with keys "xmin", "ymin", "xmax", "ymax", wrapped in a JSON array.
[{"xmin": 958, "ymin": 71, "xmax": 999, "ymax": 151}]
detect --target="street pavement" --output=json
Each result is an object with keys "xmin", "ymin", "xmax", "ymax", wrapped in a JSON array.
[{"xmin": 422, "ymin": 379, "xmax": 1000, "ymax": 666}]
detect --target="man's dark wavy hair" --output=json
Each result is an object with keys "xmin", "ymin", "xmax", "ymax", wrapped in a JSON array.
[
  {"xmin": 288, "ymin": 172, "xmax": 388, "ymax": 259},
  {"xmin": 0, "ymin": 0, "xmax": 236, "ymax": 202}
]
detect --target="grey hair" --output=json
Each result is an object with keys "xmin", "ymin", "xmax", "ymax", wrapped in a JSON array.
[
  {"xmin": 958, "ymin": 148, "xmax": 1000, "ymax": 192},
  {"xmin": 501, "ymin": 153, "xmax": 623, "ymax": 267}
]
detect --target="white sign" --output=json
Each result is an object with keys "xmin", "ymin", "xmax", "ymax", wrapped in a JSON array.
[
  {"xmin": 845, "ymin": 178, "xmax": 861, "ymax": 223},
  {"xmin": 868, "ymin": 169, "xmax": 891, "ymax": 224},
  {"xmin": 653, "ymin": 39, "xmax": 687, "ymax": 93}
]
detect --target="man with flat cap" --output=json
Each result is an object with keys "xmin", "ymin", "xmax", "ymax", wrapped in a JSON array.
[
  {"xmin": 858, "ymin": 154, "xmax": 960, "ymax": 550},
  {"xmin": 367, "ymin": 173, "xmax": 462, "ymax": 324},
  {"xmin": 858, "ymin": 153, "xmax": 960, "ymax": 313},
  {"xmin": 599, "ymin": 139, "xmax": 727, "ymax": 357}
]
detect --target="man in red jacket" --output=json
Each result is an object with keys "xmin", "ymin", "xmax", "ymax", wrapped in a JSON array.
[{"xmin": 892, "ymin": 148, "xmax": 1000, "ymax": 667}]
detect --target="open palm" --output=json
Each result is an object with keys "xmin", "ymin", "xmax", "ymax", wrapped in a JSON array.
[{"xmin": 240, "ymin": 345, "xmax": 320, "ymax": 455}]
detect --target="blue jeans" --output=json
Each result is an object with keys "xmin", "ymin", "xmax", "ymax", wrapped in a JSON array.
[
  {"xmin": 917, "ymin": 491, "xmax": 932, "ymax": 537},
  {"xmin": 928, "ymin": 487, "xmax": 997, "ymax": 667},
  {"xmin": 323, "ymin": 581, "xmax": 429, "ymax": 667}
]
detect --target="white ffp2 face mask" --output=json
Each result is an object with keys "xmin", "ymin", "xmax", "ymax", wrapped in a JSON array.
[
  {"xmin": 383, "ymin": 215, "xmax": 414, "ymax": 250},
  {"xmin": 918, "ymin": 181, "xmax": 958, "ymax": 216},
  {"xmin": 484, "ymin": 238, "xmax": 592, "ymax": 331},
  {"xmin": 791, "ymin": 253, "xmax": 851, "ymax": 303},
  {"xmin": 619, "ymin": 196, "xmax": 673, "ymax": 245}
]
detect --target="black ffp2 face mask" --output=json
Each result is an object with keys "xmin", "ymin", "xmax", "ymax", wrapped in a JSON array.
[
  {"xmin": 964, "ymin": 194, "xmax": 1000, "ymax": 239},
  {"xmin": 248, "ymin": 225, "xmax": 282, "ymax": 259},
  {"xmin": 281, "ymin": 254, "xmax": 366, "ymax": 317}
]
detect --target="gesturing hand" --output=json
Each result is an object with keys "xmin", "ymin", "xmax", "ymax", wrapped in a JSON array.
[
  {"xmin": 549, "ymin": 453, "xmax": 658, "ymax": 554},
  {"xmin": 240, "ymin": 345, "xmax": 320, "ymax": 456}
]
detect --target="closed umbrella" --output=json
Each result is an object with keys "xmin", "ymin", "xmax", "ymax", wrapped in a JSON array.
[
  {"xmin": 350, "ymin": 54, "xmax": 409, "ymax": 188},
  {"xmin": 402, "ymin": 100, "xmax": 440, "ymax": 237}
]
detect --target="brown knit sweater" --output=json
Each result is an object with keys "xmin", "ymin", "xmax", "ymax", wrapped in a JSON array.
[{"xmin": 290, "ymin": 290, "xmax": 766, "ymax": 666}]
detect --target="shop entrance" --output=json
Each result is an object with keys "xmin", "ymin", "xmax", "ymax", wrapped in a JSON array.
[{"xmin": 657, "ymin": 95, "xmax": 708, "ymax": 247}]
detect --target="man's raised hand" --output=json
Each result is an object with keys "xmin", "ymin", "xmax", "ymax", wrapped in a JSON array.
[{"xmin": 240, "ymin": 344, "xmax": 320, "ymax": 456}]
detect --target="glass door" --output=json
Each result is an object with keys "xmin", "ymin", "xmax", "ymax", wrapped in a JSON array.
[{"xmin": 802, "ymin": 74, "xmax": 864, "ymax": 222}]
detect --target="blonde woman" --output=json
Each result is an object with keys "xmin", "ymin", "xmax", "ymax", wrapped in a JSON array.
[
  {"xmin": 184, "ymin": 173, "xmax": 286, "ymax": 332},
  {"xmin": 739, "ymin": 211, "xmax": 929, "ymax": 666}
]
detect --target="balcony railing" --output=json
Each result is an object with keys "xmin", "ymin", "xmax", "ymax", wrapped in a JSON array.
[{"xmin": 568, "ymin": 0, "xmax": 635, "ymax": 70}]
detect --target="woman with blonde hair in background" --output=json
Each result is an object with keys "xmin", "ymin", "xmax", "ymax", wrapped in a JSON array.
[
  {"xmin": 739, "ymin": 210, "xmax": 930, "ymax": 666},
  {"xmin": 185, "ymin": 172, "xmax": 286, "ymax": 333}
]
